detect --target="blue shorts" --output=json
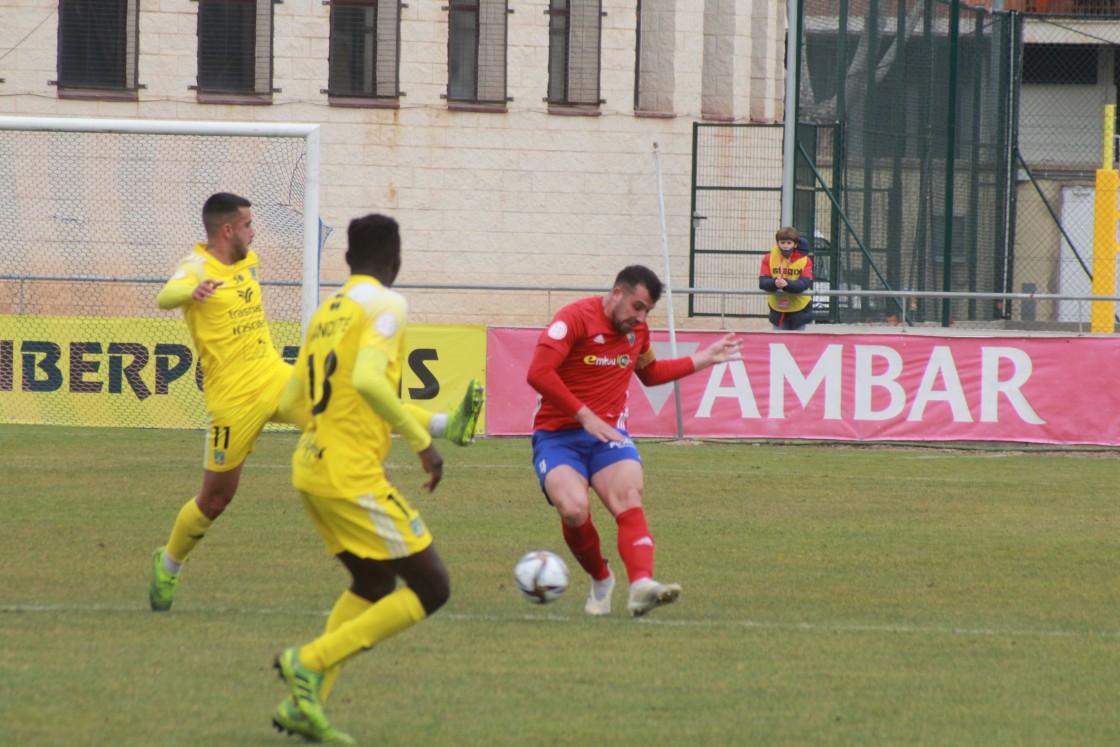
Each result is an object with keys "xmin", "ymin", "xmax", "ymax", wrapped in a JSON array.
[{"xmin": 531, "ymin": 428, "xmax": 642, "ymax": 494}]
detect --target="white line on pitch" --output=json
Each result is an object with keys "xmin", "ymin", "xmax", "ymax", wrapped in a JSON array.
[{"xmin": 1, "ymin": 602, "xmax": 1116, "ymax": 640}]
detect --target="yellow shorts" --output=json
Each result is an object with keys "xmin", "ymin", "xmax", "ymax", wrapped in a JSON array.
[
  {"xmin": 298, "ymin": 478, "xmax": 433, "ymax": 561},
  {"xmin": 201, "ymin": 364, "xmax": 291, "ymax": 472}
]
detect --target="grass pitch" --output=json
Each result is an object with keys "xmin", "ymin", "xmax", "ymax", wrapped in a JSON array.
[{"xmin": 1, "ymin": 425, "xmax": 1118, "ymax": 746}]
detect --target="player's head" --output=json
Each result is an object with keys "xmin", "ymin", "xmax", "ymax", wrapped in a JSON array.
[
  {"xmin": 776, "ymin": 226, "xmax": 800, "ymax": 256},
  {"xmin": 606, "ymin": 265, "xmax": 662, "ymax": 334},
  {"xmin": 346, "ymin": 214, "xmax": 401, "ymax": 285},
  {"xmin": 202, "ymin": 193, "xmax": 254, "ymax": 261}
]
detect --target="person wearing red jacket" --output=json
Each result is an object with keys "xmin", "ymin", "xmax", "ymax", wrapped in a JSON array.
[
  {"xmin": 526, "ymin": 265, "xmax": 741, "ymax": 617},
  {"xmin": 759, "ymin": 226, "xmax": 814, "ymax": 330}
]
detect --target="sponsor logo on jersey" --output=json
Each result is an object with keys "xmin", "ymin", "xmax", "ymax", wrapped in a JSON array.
[
  {"xmin": 582, "ymin": 354, "xmax": 632, "ymax": 368},
  {"xmin": 236, "ymin": 288, "xmax": 255, "ymax": 304}
]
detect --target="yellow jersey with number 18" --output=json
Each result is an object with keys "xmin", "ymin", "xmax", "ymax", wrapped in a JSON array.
[
  {"xmin": 291, "ymin": 275, "xmax": 408, "ymax": 498},
  {"xmin": 159, "ymin": 242, "xmax": 286, "ymax": 409}
]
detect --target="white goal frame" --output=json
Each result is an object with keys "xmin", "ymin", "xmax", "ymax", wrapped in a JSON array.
[{"xmin": 0, "ymin": 115, "xmax": 322, "ymax": 330}]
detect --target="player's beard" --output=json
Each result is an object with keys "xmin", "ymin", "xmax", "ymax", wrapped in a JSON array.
[
  {"xmin": 612, "ymin": 311, "xmax": 637, "ymax": 334},
  {"xmin": 231, "ymin": 235, "xmax": 251, "ymax": 262}
]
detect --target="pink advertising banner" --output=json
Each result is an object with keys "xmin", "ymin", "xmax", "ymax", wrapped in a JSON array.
[{"xmin": 485, "ymin": 327, "xmax": 1120, "ymax": 445}]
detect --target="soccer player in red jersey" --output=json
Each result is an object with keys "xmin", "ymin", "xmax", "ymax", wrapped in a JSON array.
[{"xmin": 526, "ymin": 265, "xmax": 741, "ymax": 617}]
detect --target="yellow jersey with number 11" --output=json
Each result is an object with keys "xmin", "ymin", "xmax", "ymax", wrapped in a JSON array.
[{"xmin": 158, "ymin": 242, "xmax": 286, "ymax": 408}]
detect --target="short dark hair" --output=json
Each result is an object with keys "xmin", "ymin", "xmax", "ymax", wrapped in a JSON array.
[
  {"xmin": 202, "ymin": 192, "xmax": 251, "ymax": 236},
  {"xmin": 614, "ymin": 265, "xmax": 663, "ymax": 304},
  {"xmin": 776, "ymin": 226, "xmax": 801, "ymax": 243},
  {"xmin": 345, "ymin": 214, "xmax": 401, "ymax": 272}
]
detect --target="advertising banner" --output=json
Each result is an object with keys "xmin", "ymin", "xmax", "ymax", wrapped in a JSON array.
[
  {"xmin": 485, "ymin": 327, "xmax": 1120, "ymax": 446},
  {"xmin": 0, "ymin": 316, "xmax": 486, "ymax": 430}
]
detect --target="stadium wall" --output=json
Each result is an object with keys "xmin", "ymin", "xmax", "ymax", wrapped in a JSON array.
[{"xmin": 0, "ymin": 0, "xmax": 786, "ymax": 329}]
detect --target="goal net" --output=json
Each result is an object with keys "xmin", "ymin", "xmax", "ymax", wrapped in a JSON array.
[{"xmin": 0, "ymin": 117, "xmax": 321, "ymax": 429}]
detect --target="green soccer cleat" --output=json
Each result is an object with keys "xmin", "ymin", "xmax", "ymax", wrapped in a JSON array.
[
  {"xmin": 148, "ymin": 547, "xmax": 179, "ymax": 612},
  {"xmin": 445, "ymin": 378, "xmax": 484, "ymax": 446},
  {"xmin": 272, "ymin": 697, "xmax": 355, "ymax": 745},
  {"xmin": 274, "ymin": 648, "xmax": 354, "ymax": 744}
]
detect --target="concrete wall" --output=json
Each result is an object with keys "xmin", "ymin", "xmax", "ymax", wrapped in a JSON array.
[{"xmin": 0, "ymin": 0, "xmax": 787, "ymax": 327}]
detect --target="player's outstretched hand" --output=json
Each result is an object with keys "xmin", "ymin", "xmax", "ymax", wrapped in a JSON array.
[
  {"xmin": 418, "ymin": 444, "xmax": 444, "ymax": 492},
  {"xmin": 698, "ymin": 333, "xmax": 743, "ymax": 367},
  {"xmin": 192, "ymin": 279, "xmax": 223, "ymax": 302}
]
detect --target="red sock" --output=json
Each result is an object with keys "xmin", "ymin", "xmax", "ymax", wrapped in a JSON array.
[
  {"xmin": 616, "ymin": 507, "xmax": 654, "ymax": 583},
  {"xmin": 561, "ymin": 517, "xmax": 610, "ymax": 581}
]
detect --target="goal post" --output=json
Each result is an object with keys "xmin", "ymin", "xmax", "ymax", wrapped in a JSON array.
[{"xmin": 0, "ymin": 116, "xmax": 322, "ymax": 428}]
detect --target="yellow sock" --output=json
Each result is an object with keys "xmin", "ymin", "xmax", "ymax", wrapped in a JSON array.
[
  {"xmin": 319, "ymin": 590, "xmax": 373, "ymax": 702},
  {"xmin": 164, "ymin": 497, "xmax": 213, "ymax": 564},
  {"xmin": 300, "ymin": 587, "xmax": 426, "ymax": 673}
]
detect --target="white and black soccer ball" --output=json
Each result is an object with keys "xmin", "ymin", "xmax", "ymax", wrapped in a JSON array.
[{"xmin": 514, "ymin": 550, "xmax": 569, "ymax": 604}]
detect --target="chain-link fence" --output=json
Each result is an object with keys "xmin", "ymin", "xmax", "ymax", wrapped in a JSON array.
[
  {"xmin": 797, "ymin": 0, "xmax": 1018, "ymax": 328},
  {"xmin": 1014, "ymin": 13, "xmax": 1119, "ymax": 329},
  {"xmin": 691, "ymin": 2, "xmax": 1120, "ymax": 332}
]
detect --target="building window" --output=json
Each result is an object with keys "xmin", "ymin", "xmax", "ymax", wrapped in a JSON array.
[
  {"xmin": 634, "ymin": 0, "xmax": 674, "ymax": 113},
  {"xmin": 447, "ymin": 0, "xmax": 508, "ymax": 106},
  {"xmin": 57, "ymin": 0, "xmax": 139, "ymax": 94},
  {"xmin": 547, "ymin": 0, "xmax": 603, "ymax": 107},
  {"xmin": 328, "ymin": 0, "xmax": 401, "ymax": 100},
  {"xmin": 196, "ymin": 0, "xmax": 274, "ymax": 98},
  {"xmin": 1022, "ymin": 44, "xmax": 1098, "ymax": 85}
]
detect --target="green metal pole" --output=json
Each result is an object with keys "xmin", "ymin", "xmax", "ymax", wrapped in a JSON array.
[
  {"xmin": 688, "ymin": 121, "xmax": 700, "ymax": 317},
  {"xmin": 942, "ymin": 0, "xmax": 961, "ymax": 327}
]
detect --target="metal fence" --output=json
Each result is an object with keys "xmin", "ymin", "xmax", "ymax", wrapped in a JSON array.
[{"xmin": 690, "ymin": 1, "xmax": 1120, "ymax": 333}]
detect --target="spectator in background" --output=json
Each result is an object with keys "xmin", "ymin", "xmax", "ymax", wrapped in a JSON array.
[{"xmin": 759, "ymin": 226, "xmax": 814, "ymax": 331}]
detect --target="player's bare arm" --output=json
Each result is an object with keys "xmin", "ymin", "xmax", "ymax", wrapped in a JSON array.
[{"xmin": 418, "ymin": 444, "xmax": 444, "ymax": 492}]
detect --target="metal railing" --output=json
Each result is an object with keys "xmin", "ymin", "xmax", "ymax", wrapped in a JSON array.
[{"xmin": 5, "ymin": 274, "xmax": 1119, "ymax": 333}]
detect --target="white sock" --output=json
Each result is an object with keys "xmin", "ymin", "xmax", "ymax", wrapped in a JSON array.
[
  {"xmin": 162, "ymin": 554, "xmax": 182, "ymax": 575},
  {"xmin": 429, "ymin": 413, "xmax": 448, "ymax": 438},
  {"xmin": 591, "ymin": 571, "xmax": 613, "ymax": 601}
]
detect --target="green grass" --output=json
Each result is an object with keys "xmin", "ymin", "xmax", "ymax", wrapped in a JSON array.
[{"xmin": 1, "ymin": 425, "xmax": 1118, "ymax": 746}]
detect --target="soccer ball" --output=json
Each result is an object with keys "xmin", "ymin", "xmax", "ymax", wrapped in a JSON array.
[{"xmin": 514, "ymin": 550, "xmax": 569, "ymax": 604}]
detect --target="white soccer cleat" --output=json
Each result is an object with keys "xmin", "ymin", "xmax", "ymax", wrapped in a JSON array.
[
  {"xmin": 627, "ymin": 578, "xmax": 682, "ymax": 618},
  {"xmin": 584, "ymin": 569, "xmax": 616, "ymax": 616}
]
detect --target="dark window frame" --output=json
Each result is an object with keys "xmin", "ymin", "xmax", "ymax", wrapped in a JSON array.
[
  {"xmin": 326, "ymin": 0, "xmax": 402, "ymax": 104},
  {"xmin": 446, "ymin": 0, "xmax": 509, "ymax": 108},
  {"xmin": 633, "ymin": 0, "xmax": 641, "ymax": 111},
  {"xmin": 546, "ymin": 0, "xmax": 604, "ymax": 109},
  {"xmin": 195, "ymin": 0, "xmax": 275, "ymax": 103},
  {"xmin": 1022, "ymin": 44, "xmax": 1099, "ymax": 86},
  {"xmin": 56, "ymin": 0, "xmax": 140, "ymax": 99}
]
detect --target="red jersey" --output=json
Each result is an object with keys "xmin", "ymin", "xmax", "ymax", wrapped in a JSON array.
[{"xmin": 528, "ymin": 296, "xmax": 652, "ymax": 432}]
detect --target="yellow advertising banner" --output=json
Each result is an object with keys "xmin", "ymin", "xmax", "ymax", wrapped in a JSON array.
[{"xmin": 0, "ymin": 316, "xmax": 486, "ymax": 430}]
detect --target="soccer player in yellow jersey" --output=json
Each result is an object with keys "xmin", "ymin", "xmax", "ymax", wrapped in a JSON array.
[
  {"xmin": 149, "ymin": 196, "xmax": 483, "ymax": 614},
  {"xmin": 270, "ymin": 214, "xmax": 455, "ymax": 744}
]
